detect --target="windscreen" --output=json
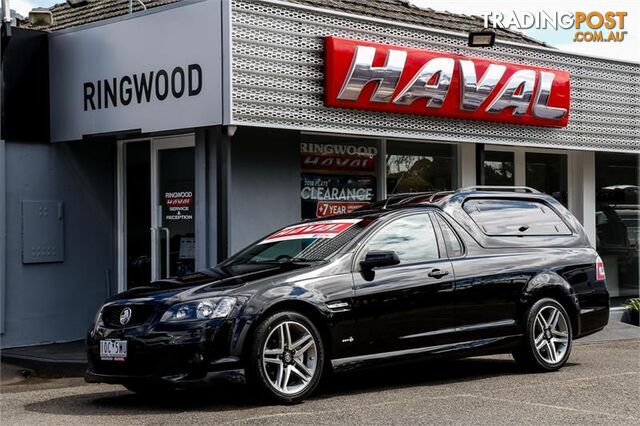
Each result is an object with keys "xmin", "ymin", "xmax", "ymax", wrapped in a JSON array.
[{"xmin": 224, "ymin": 218, "xmax": 374, "ymax": 265}]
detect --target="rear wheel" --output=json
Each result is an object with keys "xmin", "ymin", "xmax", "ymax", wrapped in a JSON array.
[
  {"xmin": 513, "ymin": 298, "xmax": 573, "ymax": 372},
  {"xmin": 246, "ymin": 311, "xmax": 325, "ymax": 404}
]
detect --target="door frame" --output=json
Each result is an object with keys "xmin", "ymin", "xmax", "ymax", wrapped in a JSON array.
[{"xmin": 116, "ymin": 134, "xmax": 195, "ymax": 293}]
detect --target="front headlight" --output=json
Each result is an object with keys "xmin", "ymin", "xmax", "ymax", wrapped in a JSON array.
[{"xmin": 160, "ymin": 297, "xmax": 236, "ymax": 323}]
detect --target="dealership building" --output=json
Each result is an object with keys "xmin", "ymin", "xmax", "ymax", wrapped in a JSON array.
[{"xmin": 0, "ymin": 0, "xmax": 638, "ymax": 348}]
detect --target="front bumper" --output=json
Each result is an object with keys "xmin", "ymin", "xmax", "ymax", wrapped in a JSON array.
[
  {"xmin": 85, "ymin": 367, "xmax": 246, "ymax": 387},
  {"xmin": 86, "ymin": 319, "xmax": 244, "ymax": 388}
]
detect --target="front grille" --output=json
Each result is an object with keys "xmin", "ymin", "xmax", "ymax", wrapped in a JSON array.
[{"xmin": 101, "ymin": 304, "xmax": 157, "ymax": 328}]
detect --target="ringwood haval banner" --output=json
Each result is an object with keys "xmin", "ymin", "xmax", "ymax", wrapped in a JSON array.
[{"xmin": 324, "ymin": 36, "xmax": 570, "ymax": 128}]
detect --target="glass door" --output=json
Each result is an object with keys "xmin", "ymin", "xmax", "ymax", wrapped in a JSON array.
[
  {"xmin": 151, "ymin": 136, "xmax": 196, "ymax": 281},
  {"xmin": 483, "ymin": 150, "xmax": 515, "ymax": 186},
  {"xmin": 119, "ymin": 135, "xmax": 195, "ymax": 291},
  {"xmin": 483, "ymin": 147, "xmax": 568, "ymax": 206},
  {"xmin": 123, "ymin": 141, "xmax": 152, "ymax": 288},
  {"xmin": 525, "ymin": 152, "xmax": 568, "ymax": 206}
]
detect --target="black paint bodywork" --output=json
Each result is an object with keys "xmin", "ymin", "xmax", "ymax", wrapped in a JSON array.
[{"xmin": 86, "ymin": 191, "xmax": 609, "ymax": 387}]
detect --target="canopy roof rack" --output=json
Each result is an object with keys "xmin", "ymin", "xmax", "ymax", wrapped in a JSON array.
[
  {"xmin": 367, "ymin": 191, "xmax": 455, "ymax": 210},
  {"xmin": 365, "ymin": 186, "xmax": 543, "ymax": 211},
  {"xmin": 459, "ymin": 186, "xmax": 540, "ymax": 194},
  {"xmin": 368, "ymin": 192, "xmax": 436, "ymax": 209}
]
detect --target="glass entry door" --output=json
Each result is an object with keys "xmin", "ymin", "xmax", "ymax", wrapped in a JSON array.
[
  {"xmin": 120, "ymin": 135, "xmax": 195, "ymax": 290},
  {"xmin": 151, "ymin": 136, "xmax": 196, "ymax": 282}
]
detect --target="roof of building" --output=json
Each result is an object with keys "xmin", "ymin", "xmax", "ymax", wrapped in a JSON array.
[
  {"xmin": 19, "ymin": 0, "xmax": 180, "ymax": 31},
  {"xmin": 18, "ymin": 0, "xmax": 547, "ymax": 47},
  {"xmin": 287, "ymin": 0, "xmax": 547, "ymax": 46}
]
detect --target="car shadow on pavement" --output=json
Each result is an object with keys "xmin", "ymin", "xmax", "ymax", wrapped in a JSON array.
[
  {"xmin": 24, "ymin": 356, "xmax": 580, "ymax": 415},
  {"xmin": 321, "ymin": 355, "xmax": 578, "ymax": 398}
]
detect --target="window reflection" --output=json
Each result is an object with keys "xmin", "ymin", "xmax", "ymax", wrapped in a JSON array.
[
  {"xmin": 465, "ymin": 199, "xmax": 571, "ymax": 236},
  {"xmin": 595, "ymin": 152, "xmax": 639, "ymax": 304},
  {"xmin": 386, "ymin": 141, "xmax": 456, "ymax": 194},
  {"xmin": 366, "ymin": 215, "xmax": 439, "ymax": 264},
  {"xmin": 526, "ymin": 153, "xmax": 568, "ymax": 206},
  {"xmin": 437, "ymin": 215, "xmax": 463, "ymax": 257},
  {"xmin": 484, "ymin": 151, "xmax": 514, "ymax": 186}
]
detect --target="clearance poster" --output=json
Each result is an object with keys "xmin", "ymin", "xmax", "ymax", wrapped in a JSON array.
[
  {"xmin": 300, "ymin": 141, "xmax": 377, "ymax": 219},
  {"xmin": 301, "ymin": 174, "xmax": 376, "ymax": 219}
]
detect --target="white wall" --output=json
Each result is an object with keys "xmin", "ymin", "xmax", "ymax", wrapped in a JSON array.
[
  {"xmin": 569, "ymin": 151, "xmax": 597, "ymax": 247},
  {"xmin": 459, "ymin": 143, "xmax": 476, "ymax": 188}
]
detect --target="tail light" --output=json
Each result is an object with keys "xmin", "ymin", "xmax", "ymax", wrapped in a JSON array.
[{"xmin": 596, "ymin": 255, "xmax": 606, "ymax": 281}]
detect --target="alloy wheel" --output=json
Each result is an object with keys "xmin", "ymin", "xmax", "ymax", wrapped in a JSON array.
[
  {"xmin": 533, "ymin": 305, "xmax": 570, "ymax": 364},
  {"xmin": 262, "ymin": 320, "xmax": 318, "ymax": 395}
]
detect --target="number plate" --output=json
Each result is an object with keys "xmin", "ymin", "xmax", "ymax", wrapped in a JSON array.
[{"xmin": 100, "ymin": 340, "xmax": 128, "ymax": 361}]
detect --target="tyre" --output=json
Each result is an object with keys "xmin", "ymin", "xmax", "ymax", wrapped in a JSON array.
[
  {"xmin": 246, "ymin": 311, "xmax": 325, "ymax": 404},
  {"xmin": 512, "ymin": 298, "xmax": 573, "ymax": 372}
]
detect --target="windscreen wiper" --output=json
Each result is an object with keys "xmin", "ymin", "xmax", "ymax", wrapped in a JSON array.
[{"xmin": 248, "ymin": 257, "xmax": 322, "ymax": 265}]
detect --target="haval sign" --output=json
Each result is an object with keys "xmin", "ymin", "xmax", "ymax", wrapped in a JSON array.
[{"xmin": 324, "ymin": 37, "xmax": 570, "ymax": 127}]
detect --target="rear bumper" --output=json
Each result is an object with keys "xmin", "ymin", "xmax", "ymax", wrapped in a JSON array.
[{"xmin": 576, "ymin": 305, "xmax": 610, "ymax": 339}]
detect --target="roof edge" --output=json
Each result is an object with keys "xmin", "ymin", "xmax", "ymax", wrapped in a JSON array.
[{"xmin": 263, "ymin": 0, "xmax": 640, "ymax": 66}]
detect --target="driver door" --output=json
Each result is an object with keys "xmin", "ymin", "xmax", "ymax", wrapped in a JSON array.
[{"xmin": 351, "ymin": 212, "xmax": 455, "ymax": 355}]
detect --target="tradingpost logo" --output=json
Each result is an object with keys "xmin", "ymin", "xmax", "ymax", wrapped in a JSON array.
[{"xmin": 480, "ymin": 10, "xmax": 628, "ymax": 43}]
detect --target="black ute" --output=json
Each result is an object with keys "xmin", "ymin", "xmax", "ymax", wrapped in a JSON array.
[{"xmin": 86, "ymin": 186, "xmax": 609, "ymax": 403}]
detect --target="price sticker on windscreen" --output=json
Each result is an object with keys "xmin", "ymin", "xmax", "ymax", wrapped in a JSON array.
[{"xmin": 259, "ymin": 219, "xmax": 362, "ymax": 244}]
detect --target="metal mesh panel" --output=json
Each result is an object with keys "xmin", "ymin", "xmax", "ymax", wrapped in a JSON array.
[{"xmin": 231, "ymin": 0, "xmax": 640, "ymax": 153}]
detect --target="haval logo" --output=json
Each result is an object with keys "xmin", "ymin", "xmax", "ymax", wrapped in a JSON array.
[{"xmin": 324, "ymin": 37, "xmax": 570, "ymax": 128}]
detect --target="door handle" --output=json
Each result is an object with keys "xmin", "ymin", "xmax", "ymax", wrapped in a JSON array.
[
  {"xmin": 150, "ymin": 227, "xmax": 160, "ymax": 281},
  {"xmin": 160, "ymin": 227, "xmax": 170, "ymax": 278},
  {"xmin": 428, "ymin": 268, "xmax": 449, "ymax": 279}
]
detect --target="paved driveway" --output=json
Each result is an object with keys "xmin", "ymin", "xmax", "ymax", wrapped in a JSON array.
[{"xmin": 2, "ymin": 339, "xmax": 639, "ymax": 425}]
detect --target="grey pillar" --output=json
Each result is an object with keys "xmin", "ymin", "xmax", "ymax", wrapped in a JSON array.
[
  {"xmin": 195, "ymin": 127, "xmax": 219, "ymax": 269},
  {"xmin": 217, "ymin": 127, "xmax": 232, "ymax": 263}
]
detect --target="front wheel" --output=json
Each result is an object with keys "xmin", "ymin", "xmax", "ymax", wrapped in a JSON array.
[
  {"xmin": 246, "ymin": 311, "xmax": 325, "ymax": 404},
  {"xmin": 513, "ymin": 298, "xmax": 573, "ymax": 372}
]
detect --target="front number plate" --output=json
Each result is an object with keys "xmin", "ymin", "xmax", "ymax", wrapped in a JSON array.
[{"xmin": 100, "ymin": 340, "xmax": 128, "ymax": 361}]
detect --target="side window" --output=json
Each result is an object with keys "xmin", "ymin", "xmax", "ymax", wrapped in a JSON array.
[
  {"xmin": 436, "ymin": 214, "xmax": 463, "ymax": 257},
  {"xmin": 365, "ymin": 214, "xmax": 439, "ymax": 265},
  {"xmin": 463, "ymin": 199, "xmax": 572, "ymax": 236}
]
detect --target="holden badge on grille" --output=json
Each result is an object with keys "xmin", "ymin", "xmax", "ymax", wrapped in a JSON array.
[{"xmin": 119, "ymin": 307, "xmax": 132, "ymax": 325}]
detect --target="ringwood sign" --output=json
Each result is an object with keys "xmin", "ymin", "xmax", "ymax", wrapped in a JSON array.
[
  {"xmin": 48, "ymin": 0, "xmax": 222, "ymax": 142},
  {"xmin": 325, "ymin": 37, "xmax": 570, "ymax": 128},
  {"xmin": 83, "ymin": 64, "xmax": 203, "ymax": 111}
]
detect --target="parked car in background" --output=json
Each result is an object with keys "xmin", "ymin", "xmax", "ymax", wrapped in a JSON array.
[{"xmin": 86, "ymin": 186, "xmax": 609, "ymax": 403}]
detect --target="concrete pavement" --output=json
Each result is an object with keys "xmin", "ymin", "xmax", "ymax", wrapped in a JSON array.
[{"xmin": 1, "ymin": 339, "xmax": 638, "ymax": 425}]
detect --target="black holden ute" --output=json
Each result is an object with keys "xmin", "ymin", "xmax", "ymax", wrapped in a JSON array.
[{"xmin": 86, "ymin": 186, "xmax": 609, "ymax": 403}]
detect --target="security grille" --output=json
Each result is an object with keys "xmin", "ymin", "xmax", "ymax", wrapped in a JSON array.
[{"xmin": 231, "ymin": 0, "xmax": 640, "ymax": 153}]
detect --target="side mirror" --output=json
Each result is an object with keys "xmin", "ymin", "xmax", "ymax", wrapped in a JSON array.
[{"xmin": 360, "ymin": 250, "xmax": 400, "ymax": 271}]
